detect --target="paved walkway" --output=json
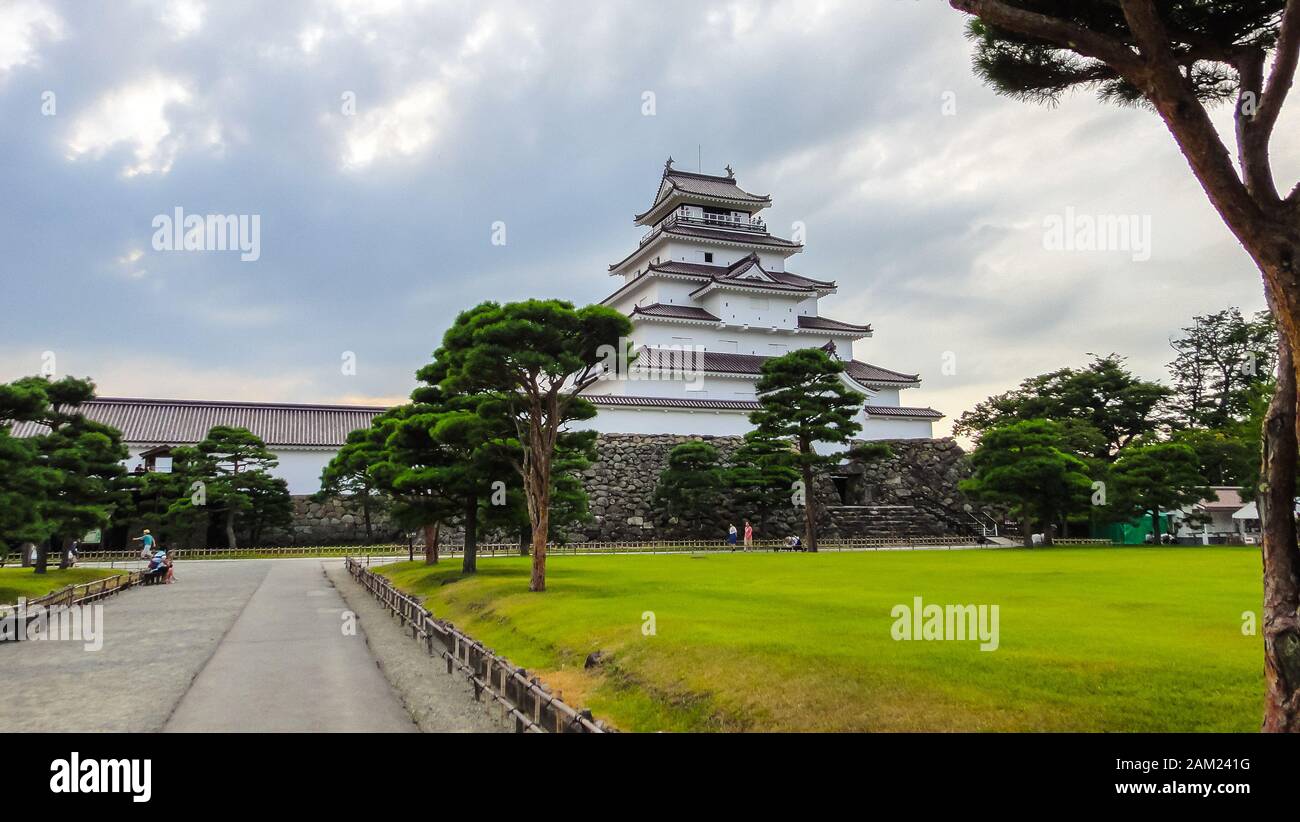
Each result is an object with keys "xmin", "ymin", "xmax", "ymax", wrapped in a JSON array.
[{"xmin": 0, "ymin": 559, "xmax": 418, "ymax": 732}]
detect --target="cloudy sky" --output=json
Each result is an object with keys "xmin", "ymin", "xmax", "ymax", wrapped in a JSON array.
[{"xmin": 2, "ymin": 0, "xmax": 1297, "ymax": 437}]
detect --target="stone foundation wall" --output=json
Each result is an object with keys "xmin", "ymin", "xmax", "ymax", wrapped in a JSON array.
[
  {"xmin": 274, "ymin": 497, "xmax": 402, "ymax": 545},
  {"xmin": 574, "ymin": 434, "xmax": 975, "ymax": 542},
  {"xmin": 270, "ymin": 434, "xmax": 975, "ymax": 546}
]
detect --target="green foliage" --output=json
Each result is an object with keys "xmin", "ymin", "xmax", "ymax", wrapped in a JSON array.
[
  {"xmin": 750, "ymin": 348, "xmax": 863, "ymax": 456},
  {"xmin": 749, "ymin": 347, "xmax": 863, "ymax": 549},
  {"xmin": 316, "ymin": 427, "xmax": 391, "ymax": 543},
  {"xmin": 954, "ymin": 354, "xmax": 1168, "ymax": 461},
  {"xmin": 1167, "ymin": 426, "xmax": 1257, "ymax": 489},
  {"xmin": 654, "ymin": 441, "xmax": 726, "ymax": 523},
  {"xmin": 965, "ymin": 2, "xmax": 1285, "ymax": 108},
  {"xmin": 168, "ymin": 426, "xmax": 287, "ymax": 549},
  {"xmin": 1109, "ymin": 442, "xmax": 1212, "ymax": 542},
  {"xmin": 959, "ymin": 419, "xmax": 1094, "ymax": 540},
  {"xmin": 0, "ymin": 376, "xmax": 129, "ymax": 570},
  {"xmin": 726, "ymin": 429, "xmax": 800, "ymax": 511},
  {"xmin": 1166, "ymin": 308, "xmax": 1275, "ymax": 429},
  {"xmin": 435, "ymin": 299, "xmax": 631, "ymax": 588}
]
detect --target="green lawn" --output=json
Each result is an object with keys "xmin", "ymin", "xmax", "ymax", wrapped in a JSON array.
[
  {"xmin": 378, "ymin": 545, "xmax": 1265, "ymax": 732},
  {"xmin": 0, "ymin": 567, "xmax": 125, "ymax": 606}
]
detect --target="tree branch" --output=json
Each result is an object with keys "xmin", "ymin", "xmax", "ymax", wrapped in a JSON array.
[
  {"xmin": 1258, "ymin": 0, "xmax": 1300, "ymax": 140},
  {"xmin": 948, "ymin": 0, "xmax": 1144, "ymax": 76},
  {"xmin": 1111, "ymin": 1, "xmax": 1268, "ymax": 241},
  {"xmin": 1236, "ymin": 47, "xmax": 1281, "ymax": 203}
]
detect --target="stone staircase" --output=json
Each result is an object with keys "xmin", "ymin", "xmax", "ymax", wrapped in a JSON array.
[{"xmin": 822, "ymin": 505, "xmax": 948, "ymax": 539}]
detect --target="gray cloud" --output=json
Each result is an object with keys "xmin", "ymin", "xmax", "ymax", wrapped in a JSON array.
[{"xmin": 0, "ymin": 0, "xmax": 1289, "ymax": 432}]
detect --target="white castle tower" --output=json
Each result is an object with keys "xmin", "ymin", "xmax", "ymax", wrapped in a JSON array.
[{"xmin": 582, "ymin": 159, "xmax": 941, "ymax": 439}]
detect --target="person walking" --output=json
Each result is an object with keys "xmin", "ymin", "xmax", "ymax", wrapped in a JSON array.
[
  {"xmin": 727, "ymin": 523, "xmax": 738, "ymax": 550},
  {"xmin": 743, "ymin": 520, "xmax": 754, "ymax": 550},
  {"xmin": 133, "ymin": 529, "xmax": 155, "ymax": 560}
]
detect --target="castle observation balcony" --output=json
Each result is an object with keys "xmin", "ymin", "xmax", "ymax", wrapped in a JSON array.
[{"xmin": 640, "ymin": 211, "xmax": 769, "ymax": 245}]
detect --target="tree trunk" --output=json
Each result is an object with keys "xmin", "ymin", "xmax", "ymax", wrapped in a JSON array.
[
  {"xmin": 423, "ymin": 522, "xmax": 439, "ymax": 565},
  {"xmin": 462, "ymin": 494, "xmax": 478, "ymax": 574},
  {"xmin": 1022, "ymin": 518, "xmax": 1032, "ymax": 548},
  {"xmin": 1044, "ymin": 523, "xmax": 1055, "ymax": 547},
  {"xmin": 518, "ymin": 525, "xmax": 530, "ymax": 557},
  {"xmin": 224, "ymin": 507, "xmax": 237, "ymax": 550},
  {"xmin": 363, "ymin": 498, "xmax": 373, "ymax": 544},
  {"xmin": 1261, "ymin": 331, "xmax": 1300, "ymax": 731},
  {"xmin": 57, "ymin": 536, "xmax": 71, "ymax": 570},
  {"xmin": 1150, "ymin": 509, "xmax": 1162, "ymax": 545},
  {"xmin": 34, "ymin": 539, "xmax": 50, "ymax": 575},
  {"xmin": 530, "ymin": 493, "xmax": 549, "ymax": 592},
  {"xmin": 800, "ymin": 459, "xmax": 818, "ymax": 553}
]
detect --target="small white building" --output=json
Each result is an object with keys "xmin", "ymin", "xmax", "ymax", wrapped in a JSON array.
[
  {"xmin": 581, "ymin": 160, "xmax": 942, "ymax": 439},
  {"xmin": 1169, "ymin": 486, "xmax": 1257, "ymax": 543}
]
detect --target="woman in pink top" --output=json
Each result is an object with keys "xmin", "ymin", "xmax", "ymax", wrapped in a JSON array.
[{"xmin": 743, "ymin": 520, "xmax": 753, "ymax": 549}]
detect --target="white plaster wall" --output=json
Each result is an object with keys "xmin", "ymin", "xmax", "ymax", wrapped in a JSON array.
[
  {"xmin": 122, "ymin": 446, "xmax": 334, "ymax": 496},
  {"xmin": 579, "ymin": 407, "xmax": 755, "ymax": 437},
  {"xmin": 861, "ymin": 416, "xmax": 934, "ymax": 440}
]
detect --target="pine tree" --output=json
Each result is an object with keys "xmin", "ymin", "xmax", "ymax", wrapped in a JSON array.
[{"xmin": 749, "ymin": 348, "xmax": 862, "ymax": 552}]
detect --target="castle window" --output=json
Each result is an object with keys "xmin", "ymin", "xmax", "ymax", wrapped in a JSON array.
[{"xmin": 704, "ymin": 252, "xmax": 713, "ymax": 263}]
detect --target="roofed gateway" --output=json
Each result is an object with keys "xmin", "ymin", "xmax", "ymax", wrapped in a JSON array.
[{"xmin": 582, "ymin": 160, "xmax": 942, "ymax": 439}]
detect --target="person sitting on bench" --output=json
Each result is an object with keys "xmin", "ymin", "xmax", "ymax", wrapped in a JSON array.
[{"xmin": 143, "ymin": 550, "xmax": 168, "ymax": 583}]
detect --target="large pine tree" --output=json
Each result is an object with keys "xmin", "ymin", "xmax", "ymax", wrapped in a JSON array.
[{"xmin": 749, "ymin": 348, "xmax": 863, "ymax": 552}]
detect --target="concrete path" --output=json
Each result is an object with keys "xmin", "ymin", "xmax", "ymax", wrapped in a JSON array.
[
  {"xmin": 164, "ymin": 561, "xmax": 414, "ymax": 732},
  {"xmin": 0, "ymin": 559, "xmax": 420, "ymax": 732}
]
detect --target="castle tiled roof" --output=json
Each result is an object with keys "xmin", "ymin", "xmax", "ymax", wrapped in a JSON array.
[
  {"xmin": 629, "ymin": 303, "xmax": 722, "ymax": 322},
  {"xmin": 587, "ymin": 394, "xmax": 940, "ymax": 419},
  {"xmin": 632, "ymin": 347, "xmax": 919, "ymax": 386},
  {"xmin": 648, "ymin": 259, "xmax": 835, "ymax": 290},
  {"xmin": 635, "ymin": 166, "xmax": 772, "ymax": 223},
  {"xmin": 797, "ymin": 315, "xmax": 872, "ymax": 334}
]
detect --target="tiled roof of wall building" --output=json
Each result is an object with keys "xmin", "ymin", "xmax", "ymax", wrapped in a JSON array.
[
  {"xmin": 6, "ymin": 397, "xmax": 386, "ymax": 448},
  {"xmin": 796, "ymin": 315, "xmax": 872, "ymax": 334},
  {"xmin": 863, "ymin": 405, "xmax": 944, "ymax": 420}
]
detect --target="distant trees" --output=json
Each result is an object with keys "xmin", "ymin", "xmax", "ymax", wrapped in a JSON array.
[
  {"xmin": 960, "ymin": 420, "xmax": 1093, "ymax": 547},
  {"xmin": 167, "ymin": 426, "xmax": 289, "ymax": 550},
  {"xmin": 749, "ymin": 348, "xmax": 863, "ymax": 552},
  {"xmin": 955, "ymin": 354, "xmax": 1168, "ymax": 462},
  {"xmin": 1110, "ymin": 443, "xmax": 1211, "ymax": 546},
  {"xmin": 316, "ymin": 427, "xmax": 391, "ymax": 544},
  {"xmin": 1167, "ymin": 309, "xmax": 1275, "ymax": 430}
]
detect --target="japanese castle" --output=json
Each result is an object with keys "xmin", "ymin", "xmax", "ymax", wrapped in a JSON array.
[{"xmin": 582, "ymin": 159, "xmax": 942, "ymax": 440}]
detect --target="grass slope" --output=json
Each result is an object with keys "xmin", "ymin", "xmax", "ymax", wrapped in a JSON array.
[
  {"xmin": 380, "ymin": 546, "xmax": 1264, "ymax": 732},
  {"xmin": 0, "ymin": 567, "xmax": 125, "ymax": 606}
]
